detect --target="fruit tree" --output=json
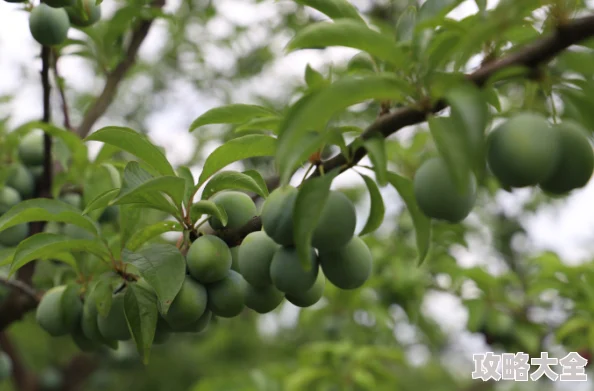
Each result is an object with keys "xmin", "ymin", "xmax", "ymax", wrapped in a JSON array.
[{"xmin": 1, "ymin": 0, "xmax": 594, "ymax": 390}]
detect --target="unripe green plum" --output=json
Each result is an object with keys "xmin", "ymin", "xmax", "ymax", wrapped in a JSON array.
[
  {"xmin": 163, "ymin": 277, "xmax": 207, "ymax": 330},
  {"xmin": 97, "ymin": 293, "xmax": 130, "ymax": 341},
  {"xmin": 71, "ymin": 326, "xmax": 102, "ymax": 352},
  {"xmin": 311, "ymin": 191, "xmax": 356, "ymax": 251},
  {"xmin": 186, "ymin": 235, "xmax": 232, "ymax": 283},
  {"xmin": 206, "ymin": 270, "xmax": 247, "ymax": 318},
  {"xmin": 286, "ymin": 272, "xmax": 325, "ymax": 307},
  {"xmin": 487, "ymin": 113, "xmax": 560, "ymax": 188},
  {"xmin": 261, "ymin": 186, "xmax": 298, "ymax": 246},
  {"xmin": 6, "ymin": 164, "xmax": 35, "ymax": 200},
  {"xmin": 175, "ymin": 310, "xmax": 212, "ymax": 333},
  {"xmin": 208, "ymin": 191, "xmax": 257, "ymax": 230},
  {"xmin": 0, "ymin": 224, "xmax": 29, "ymax": 247},
  {"xmin": 65, "ymin": 0, "xmax": 101, "ymax": 27},
  {"xmin": 29, "ymin": 165, "xmax": 44, "ymax": 180},
  {"xmin": 0, "ymin": 351, "xmax": 12, "ymax": 381},
  {"xmin": 244, "ymin": 284, "xmax": 284, "ymax": 314},
  {"xmin": 81, "ymin": 291, "xmax": 115, "ymax": 347},
  {"xmin": 230, "ymin": 246, "xmax": 240, "ymax": 272},
  {"xmin": 36, "ymin": 286, "xmax": 71, "ymax": 336},
  {"xmin": 539, "ymin": 121, "xmax": 594, "ymax": 194},
  {"xmin": 0, "ymin": 186, "xmax": 21, "ymax": 214},
  {"xmin": 29, "ymin": 5, "xmax": 70, "ymax": 47},
  {"xmin": 18, "ymin": 131, "xmax": 44, "ymax": 167},
  {"xmin": 238, "ymin": 231, "xmax": 279, "ymax": 288},
  {"xmin": 413, "ymin": 157, "xmax": 477, "ymax": 223},
  {"xmin": 60, "ymin": 193, "xmax": 82, "ymax": 209},
  {"xmin": 45, "ymin": 0, "xmax": 76, "ymax": 8},
  {"xmin": 270, "ymin": 246, "xmax": 318, "ymax": 295},
  {"xmin": 38, "ymin": 367, "xmax": 63, "ymax": 390},
  {"xmin": 319, "ymin": 236, "xmax": 372, "ymax": 290}
]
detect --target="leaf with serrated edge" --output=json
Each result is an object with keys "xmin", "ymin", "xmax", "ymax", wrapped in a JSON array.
[
  {"xmin": 359, "ymin": 173, "xmax": 385, "ymax": 236},
  {"xmin": 122, "ymin": 244, "xmax": 186, "ymax": 315},
  {"xmin": 387, "ymin": 172, "xmax": 431, "ymax": 264},
  {"xmin": 293, "ymin": 169, "xmax": 340, "ymax": 269},
  {"xmin": 84, "ymin": 126, "xmax": 175, "ymax": 177}
]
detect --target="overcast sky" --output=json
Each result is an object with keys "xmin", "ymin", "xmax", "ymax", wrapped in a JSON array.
[{"xmin": 1, "ymin": 0, "xmax": 593, "ymax": 387}]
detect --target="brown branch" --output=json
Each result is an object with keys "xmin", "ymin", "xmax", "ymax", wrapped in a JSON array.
[
  {"xmin": 0, "ymin": 279, "xmax": 40, "ymax": 303},
  {"xmin": 0, "ymin": 332, "xmax": 37, "ymax": 391},
  {"xmin": 76, "ymin": 0, "xmax": 166, "ymax": 138},
  {"xmin": 216, "ymin": 13, "xmax": 594, "ymax": 244},
  {"xmin": 52, "ymin": 50, "xmax": 72, "ymax": 130}
]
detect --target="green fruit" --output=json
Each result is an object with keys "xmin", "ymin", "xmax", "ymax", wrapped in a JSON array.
[
  {"xmin": 487, "ymin": 113, "xmax": 560, "ymax": 188},
  {"xmin": 238, "ymin": 231, "xmax": 279, "ymax": 288},
  {"xmin": 0, "ymin": 186, "xmax": 22, "ymax": 214},
  {"xmin": 66, "ymin": 0, "xmax": 101, "ymax": 27},
  {"xmin": 186, "ymin": 235, "xmax": 232, "ymax": 284},
  {"xmin": 208, "ymin": 191, "xmax": 257, "ymax": 230},
  {"xmin": 286, "ymin": 272, "xmax": 325, "ymax": 307},
  {"xmin": 97, "ymin": 293, "xmax": 130, "ymax": 341},
  {"xmin": 99, "ymin": 206, "xmax": 119, "ymax": 224},
  {"xmin": 261, "ymin": 186, "xmax": 298, "ymax": 246},
  {"xmin": 311, "ymin": 191, "xmax": 356, "ymax": 251},
  {"xmin": 82, "ymin": 295, "xmax": 107, "ymax": 344},
  {"xmin": 270, "ymin": 246, "xmax": 318, "ymax": 295},
  {"xmin": 71, "ymin": 326, "xmax": 102, "ymax": 352},
  {"xmin": 539, "ymin": 121, "xmax": 594, "ymax": 194},
  {"xmin": 63, "ymin": 223, "xmax": 94, "ymax": 240},
  {"xmin": 244, "ymin": 284, "xmax": 284, "ymax": 314},
  {"xmin": 319, "ymin": 236, "xmax": 372, "ymax": 290},
  {"xmin": 29, "ymin": 165, "xmax": 44, "ymax": 180},
  {"xmin": 6, "ymin": 164, "xmax": 35, "ymax": 199},
  {"xmin": 485, "ymin": 310, "xmax": 514, "ymax": 337},
  {"xmin": 36, "ymin": 286, "xmax": 70, "ymax": 336},
  {"xmin": 39, "ymin": 368, "xmax": 62, "ymax": 390},
  {"xmin": 206, "ymin": 270, "xmax": 247, "ymax": 318},
  {"xmin": 18, "ymin": 131, "xmax": 44, "ymax": 167},
  {"xmin": 0, "ymin": 351, "xmax": 11, "ymax": 380},
  {"xmin": 45, "ymin": 0, "xmax": 76, "ymax": 7},
  {"xmin": 176, "ymin": 310, "xmax": 212, "ymax": 333},
  {"xmin": 230, "ymin": 246, "xmax": 240, "ymax": 272},
  {"xmin": 163, "ymin": 277, "xmax": 207, "ymax": 330},
  {"xmin": 29, "ymin": 5, "xmax": 70, "ymax": 47},
  {"xmin": 0, "ymin": 224, "xmax": 29, "ymax": 247},
  {"xmin": 413, "ymin": 157, "xmax": 477, "ymax": 223},
  {"xmin": 60, "ymin": 193, "xmax": 82, "ymax": 209}
]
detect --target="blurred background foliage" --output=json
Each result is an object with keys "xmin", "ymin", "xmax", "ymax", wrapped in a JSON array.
[{"xmin": 1, "ymin": 0, "xmax": 594, "ymax": 390}]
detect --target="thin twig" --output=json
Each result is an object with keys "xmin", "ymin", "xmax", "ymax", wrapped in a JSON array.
[
  {"xmin": 52, "ymin": 50, "xmax": 72, "ymax": 130},
  {"xmin": 76, "ymin": 0, "xmax": 166, "ymax": 138},
  {"xmin": 0, "ymin": 279, "xmax": 40, "ymax": 303}
]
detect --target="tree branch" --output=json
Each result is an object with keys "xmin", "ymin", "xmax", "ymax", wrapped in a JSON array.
[
  {"xmin": 76, "ymin": 0, "xmax": 166, "ymax": 138},
  {"xmin": 0, "ymin": 332, "xmax": 37, "ymax": 391},
  {"xmin": 0, "ymin": 279, "xmax": 40, "ymax": 304},
  {"xmin": 216, "ymin": 13, "xmax": 594, "ymax": 244},
  {"xmin": 52, "ymin": 50, "xmax": 72, "ymax": 130}
]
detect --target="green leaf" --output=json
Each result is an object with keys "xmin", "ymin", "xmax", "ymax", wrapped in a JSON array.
[
  {"xmin": 0, "ymin": 199, "xmax": 99, "ymax": 236},
  {"xmin": 235, "ymin": 116, "xmax": 282, "ymax": 134},
  {"xmin": 82, "ymin": 189, "xmax": 120, "ymax": 215},
  {"xmin": 84, "ymin": 127, "xmax": 175, "ymax": 177},
  {"xmin": 124, "ymin": 283, "xmax": 158, "ymax": 365},
  {"xmin": 294, "ymin": 0, "xmax": 364, "ymax": 22},
  {"xmin": 10, "ymin": 233, "xmax": 109, "ymax": 275},
  {"xmin": 189, "ymin": 104, "xmax": 277, "ymax": 132},
  {"xmin": 176, "ymin": 166, "xmax": 195, "ymax": 207},
  {"xmin": 119, "ymin": 205, "xmax": 142, "ymax": 250},
  {"xmin": 115, "ymin": 162, "xmax": 180, "ymax": 216},
  {"xmin": 387, "ymin": 172, "xmax": 431, "ymax": 264},
  {"xmin": 363, "ymin": 136, "xmax": 387, "ymax": 186},
  {"xmin": 276, "ymin": 75, "xmax": 412, "ymax": 184},
  {"xmin": 287, "ymin": 20, "xmax": 407, "ymax": 69},
  {"xmin": 418, "ymin": 0, "xmax": 462, "ymax": 25},
  {"xmin": 242, "ymin": 170, "xmax": 270, "ymax": 198},
  {"xmin": 31, "ymin": 122, "xmax": 88, "ymax": 167},
  {"xmin": 428, "ymin": 116, "xmax": 472, "ymax": 192},
  {"xmin": 445, "ymin": 83, "xmax": 488, "ymax": 176},
  {"xmin": 0, "ymin": 248, "xmax": 15, "ymax": 267},
  {"xmin": 196, "ymin": 135, "xmax": 277, "ymax": 187},
  {"xmin": 190, "ymin": 200, "xmax": 228, "ymax": 227},
  {"xmin": 201, "ymin": 171, "xmax": 268, "ymax": 200},
  {"xmin": 126, "ymin": 221, "xmax": 183, "ymax": 252},
  {"xmin": 82, "ymin": 163, "xmax": 121, "ymax": 219},
  {"xmin": 93, "ymin": 279, "xmax": 113, "ymax": 318},
  {"xmin": 396, "ymin": 6, "xmax": 417, "ymax": 42},
  {"xmin": 293, "ymin": 169, "xmax": 340, "ymax": 269},
  {"xmin": 556, "ymin": 317, "xmax": 590, "ymax": 342},
  {"xmin": 305, "ymin": 64, "xmax": 328, "ymax": 89},
  {"xmin": 358, "ymin": 174, "xmax": 385, "ymax": 236},
  {"xmin": 122, "ymin": 244, "xmax": 186, "ymax": 316}
]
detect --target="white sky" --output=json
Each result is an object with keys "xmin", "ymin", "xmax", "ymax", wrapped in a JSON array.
[{"xmin": 1, "ymin": 0, "xmax": 593, "ymax": 387}]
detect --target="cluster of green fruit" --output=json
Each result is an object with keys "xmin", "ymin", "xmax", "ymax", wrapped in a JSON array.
[
  {"xmin": 16, "ymin": 0, "xmax": 102, "ymax": 47},
  {"xmin": 413, "ymin": 113, "xmax": 594, "ymax": 223},
  {"xmin": 0, "ymin": 132, "xmax": 47, "ymax": 247},
  {"xmin": 34, "ymin": 188, "xmax": 373, "ymax": 348}
]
